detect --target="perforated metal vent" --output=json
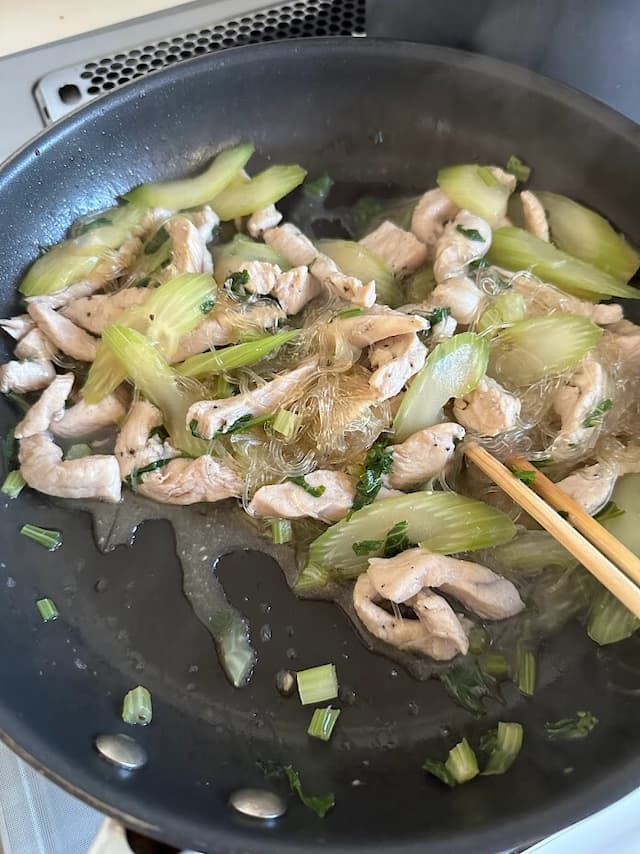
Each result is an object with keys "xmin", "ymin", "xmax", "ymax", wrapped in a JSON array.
[{"xmin": 35, "ymin": 0, "xmax": 367, "ymax": 123}]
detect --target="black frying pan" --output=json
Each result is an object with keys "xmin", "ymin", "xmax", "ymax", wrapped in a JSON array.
[{"xmin": 0, "ymin": 38, "xmax": 639, "ymax": 854}]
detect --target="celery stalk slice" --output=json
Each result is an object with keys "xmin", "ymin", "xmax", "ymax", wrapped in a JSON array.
[
  {"xmin": 296, "ymin": 664, "xmax": 338, "ymax": 705},
  {"xmin": 124, "ymin": 143, "xmax": 254, "ymax": 209},
  {"xmin": 437, "ymin": 164, "xmax": 512, "ymax": 227},
  {"xmin": 211, "ymin": 164, "xmax": 306, "ymax": 220},
  {"xmin": 393, "ymin": 332, "xmax": 488, "ymax": 442},
  {"xmin": 488, "ymin": 227, "xmax": 640, "ymax": 300},
  {"xmin": 536, "ymin": 191, "xmax": 640, "ymax": 282},
  {"xmin": 481, "ymin": 722, "xmax": 524, "ymax": 775},
  {"xmin": 175, "ymin": 330, "xmax": 299, "ymax": 378}
]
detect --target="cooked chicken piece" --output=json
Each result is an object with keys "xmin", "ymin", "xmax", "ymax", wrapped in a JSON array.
[
  {"xmin": 511, "ymin": 274, "xmax": 622, "ymax": 326},
  {"xmin": 551, "ymin": 356, "xmax": 610, "ymax": 457},
  {"xmin": 248, "ymin": 470, "xmax": 356, "ymax": 523},
  {"xmin": 170, "ymin": 299, "xmax": 285, "ymax": 362},
  {"xmin": 238, "ymin": 260, "xmax": 321, "ymax": 315},
  {"xmin": 367, "ymin": 548, "xmax": 524, "ymax": 620},
  {"xmin": 61, "ymin": 289, "xmax": 150, "ymax": 335},
  {"xmin": 0, "ymin": 359, "xmax": 56, "ymax": 393},
  {"xmin": 427, "ymin": 277, "xmax": 486, "ymax": 325},
  {"xmin": 353, "ymin": 573, "xmax": 449, "ymax": 657},
  {"xmin": 408, "ymin": 589, "xmax": 470, "ymax": 659},
  {"xmin": 434, "ymin": 211, "xmax": 492, "ymax": 282},
  {"xmin": 453, "ymin": 377, "xmax": 521, "ymax": 437},
  {"xmin": 557, "ymin": 461, "xmax": 618, "ymax": 515},
  {"xmin": 336, "ymin": 308, "xmax": 428, "ymax": 349},
  {"xmin": 247, "ymin": 204, "xmax": 282, "ymax": 238},
  {"xmin": 359, "ymin": 220, "xmax": 429, "ymax": 277},
  {"xmin": 114, "ymin": 399, "xmax": 177, "ymax": 479},
  {"xmin": 603, "ymin": 319, "xmax": 640, "ymax": 374},
  {"xmin": 411, "ymin": 189, "xmax": 459, "ymax": 254},
  {"xmin": 489, "ymin": 166, "xmax": 517, "ymax": 193},
  {"xmin": 430, "ymin": 313, "xmax": 457, "ymax": 344},
  {"xmin": 309, "ymin": 255, "xmax": 376, "ymax": 308},
  {"xmin": 0, "ymin": 315, "xmax": 34, "ymax": 340},
  {"xmin": 14, "ymin": 328, "xmax": 55, "ymax": 362},
  {"xmin": 28, "ymin": 303, "xmax": 98, "ymax": 362},
  {"xmin": 368, "ymin": 333, "xmax": 427, "ymax": 400},
  {"xmin": 188, "ymin": 359, "xmax": 318, "ymax": 439},
  {"xmin": 189, "ymin": 205, "xmax": 220, "ymax": 242},
  {"xmin": 19, "ymin": 433, "xmax": 121, "ymax": 502},
  {"xmin": 388, "ymin": 423, "xmax": 465, "ymax": 489},
  {"xmin": 52, "ymin": 392, "xmax": 128, "ymax": 440},
  {"xmin": 162, "ymin": 212, "xmax": 214, "ymax": 278},
  {"xmin": 520, "ymin": 190, "xmax": 549, "ymax": 241},
  {"xmin": 15, "ymin": 373, "xmax": 74, "ymax": 439},
  {"xmin": 136, "ymin": 455, "xmax": 242, "ymax": 505},
  {"xmin": 265, "ymin": 224, "xmax": 375, "ymax": 307}
]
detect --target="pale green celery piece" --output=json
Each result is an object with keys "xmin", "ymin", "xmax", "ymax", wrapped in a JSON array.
[
  {"xmin": 124, "ymin": 143, "xmax": 254, "ymax": 208},
  {"xmin": 481, "ymin": 722, "xmax": 524, "ymax": 775},
  {"xmin": 271, "ymin": 519, "xmax": 293, "ymax": 545},
  {"xmin": 516, "ymin": 647, "xmax": 536, "ymax": 696},
  {"xmin": 318, "ymin": 239, "xmax": 402, "ymax": 307},
  {"xmin": 175, "ymin": 330, "xmax": 299, "ymax": 378},
  {"xmin": 36, "ymin": 597, "xmax": 59, "ymax": 622},
  {"xmin": 122, "ymin": 685, "xmax": 153, "ymax": 726},
  {"xmin": 490, "ymin": 313, "xmax": 602, "ymax": 386},
  {"xmin": 300, "ymin": 492, "xmax": 515, "ymax": 585},
  {"xmin": 83, "ymin": 272, "xmax": 214, "ymax": 403},
  {"xmin": 404, "ymin": 266, "xmax": 436, "ymax": 303},
  {"xmin": 20, "ymin": 524, "xmax": 62, "ymax": 551},
  {"xmin": 1, "ymin": 469, "xmax": 26, "ymax": 498},
  {"xmin": 393, "ymin": 332, "xmax": 488, "ymax": 442},
  {"xmin": 476, "ymin": 292, "xmax": 527, "ymax": 334},
  {"xmin": 536, "ymin": 191, "xmax": 640, "ymax": 282},
  {"xmin": 307, "ymin": 706, "xmax": 341, "ymax": 741},
  {"xmin": 437, "ymin": 164, "xmax": 512, "ymax": 227},
  {"xmin": 296, "ymin": 663, "xmax": 338, "ymax": 705},
  {"xmin": 103, "ymin": 325, "xmax": 204, "ymax": 456},
  {"xmin": 487, "ymin": 529, "xmax": 578, "ymax": 576},
  {"xmin": 272, "ymin": 408, "xmax": 301, "ymax": 441},
  {"xmin": 20, "ymin": 204, "xmax": 148, "ymax": 297},
  {"xmin": 211, "ymin": 164, "xmax": 307, "ymax": 220},
  {"xmin": 488, "ymin": 227, "xmax": 640, "ymax": 300},
  {"xmin": 212, "ymin": 234, "xmax": 290, "ymax": 285}
]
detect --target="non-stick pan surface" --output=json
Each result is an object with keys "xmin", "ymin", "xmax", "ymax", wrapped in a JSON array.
[{"xmin": 0, "ymin": 38, "xmax": 639, "ymax": 854}]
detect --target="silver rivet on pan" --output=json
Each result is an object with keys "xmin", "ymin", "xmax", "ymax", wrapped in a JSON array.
[
  {"xmin": 95, "ymin": 733, "xmax": 148, "ymax": 770},
  {"xmin": 229, "ymin": 788, "xmax": 287, "ymax": 820}
]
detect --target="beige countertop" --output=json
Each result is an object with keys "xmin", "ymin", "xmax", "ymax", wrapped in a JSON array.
[{"xmin": 0, "ymin": 0, "xmax": 196, "ymax": 58}]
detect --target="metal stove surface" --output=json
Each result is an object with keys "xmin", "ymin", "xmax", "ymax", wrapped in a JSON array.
[{"xmin": 0, "ymin": 1, "xmax": 639, "ymax": 852}]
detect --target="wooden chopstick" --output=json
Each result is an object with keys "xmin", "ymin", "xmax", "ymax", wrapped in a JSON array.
[
  {"xmin": 464, "ymin": 443, "xmax": 640, "ymax": 619},
  {"xmin": 508, "ymin": 454, "xmax": 640, "ymax": 588}
]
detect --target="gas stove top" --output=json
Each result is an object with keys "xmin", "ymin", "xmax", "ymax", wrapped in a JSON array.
[{"xmin": 0, "ymin": 2, "xmax": 638, "ymax": 852}]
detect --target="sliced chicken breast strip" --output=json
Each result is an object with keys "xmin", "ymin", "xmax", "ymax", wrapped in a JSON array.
[
  {"xmin": 603, "ymin": 319, "xmax": 640, "ymax": 374},
  {"xmin": 520, "ymin": 190, "xmax": 550, "ymax": 241},
  {"xmin": 187, "ymin": 359, "xmax": 318, "ymax": 439},
  {"xmin": 28, "ymin": 303, "xmax": 98, "ymax": 362},
  {"xmin": 0, "ymin": 315, "xmax": 34, "ymax": 340},
  {"xmin": 368, "ymin": 333, "xmax": 427, "ymax": 400},
  {"xmin": 0, "ymin": 359, "xmax": 56, "ymax": 393},
  {"xmin": 453, "ymin": 376, "xmax": 521, "ymax": 437},
  {"xmin": 388, "ymin": 423, "xmax": 465, "ymax": 489},
  {"xmin": 511, "ymin": 274, "xmax": 622, "ymax": 325},
  {"xmin": 557, "ymin": 461, "xmax": 618, "ymax": 515},
  {"xmin": 550, "ymin": 356, "xmax": 610, "ymax": 457},
  {"xmin": 248, "ymin": 470, "xmax": 355, "ymax": 523},
  {"xmin": 367, "ymin": 548, "xmax": 524, "ymax": 620},
  {"xmin": 162, "ymin": 212, "xmax": 215, "ymax": 278},
  {"xmin": 335, "ymin": 309, "xmax": 428, "ymax": 349},
  {"xmin": 408, "ymin": 589, "xmax": 470, "ymax": 659},
  {"xmin": 410, "ymin": 188, "xmax": 459, "ymax": 255},
  {"xmin": 247, "ymin": 204, "xmax": 282, "ymax": 238},
  {"xmin": 15, "ymin": 373, "xmax": 75, "ymax": 439},
  {"xmin": 51, "ymin": 392, "xmax": 128, "ymax": 440},
  {"xmin": 61, "ymin": 289, "xmax": 150, "ymax": 335},
  {"xmin": 135, "ymin": 455, "xmax": 242, "ymax": 505},
  {"xmin": 114, "ymin": 399, "xmax": 179, "ymax": 479},
  {"xmin": 359, "ymin": 220, "xmax": 429, "ymax": 277},
  {"xmin": 238, "ymin": 260, "xmax": 321, "ymax": 315},
  {"xmin": 14, "ymin": 327, "xmax": 55, "ymax": 362}
]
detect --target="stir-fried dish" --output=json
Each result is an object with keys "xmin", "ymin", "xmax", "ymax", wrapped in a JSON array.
[{"xmin": 2, "ymin": 146, "xmax": 640, "ymax": 776}]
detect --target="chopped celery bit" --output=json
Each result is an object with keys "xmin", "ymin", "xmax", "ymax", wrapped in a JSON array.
[
  {"xmin": 536, "ymin": 192, "xmax": 640, "ymax": 282},
  {"xmin": 272, "ymin": 519, "xmax": 293, "ymax": 545},
  {"xmin": 588, "ymin": 588, "xmax": 640, "ymax": 645},
  {"xmin": 175, "ymin": 330, "xmax": 299, "ymax": 378},
  {"xmin": 125, "ymin": 143, "xmax": 254, "ymax": 208},
  {"xmin": 122, "ymin": 685, "xmax": 153, "ymax": 726},
  {"xmin": 491, "ymin": 313, "xmax": 601, "ymax": 386},
  {"xmin": 481, "ymin": 722, "xmax": 523, "ymax": 775},
  {"xmin": 307, "ymin": 706, "xmax": 341, "ymax": 741},
  {"xmin": 352, "ymin": 440, "xmax": 393, "ymax": 511},
  {"xmin": 36, "ymin": 597, "xmax": 59, "ymax": 622},
  {"xmin": 301, "ymin": 492, "xmax": 515, "ymax": 586},
  {"xmin": 511, "ymin": 468, "xmax": 536, "ymax": 485},
  {"xmin": 468, "ymin": 625, "xmax": 490, "ymax": 656},
  {"xmin": 488, "ymin": 227, "xmax": 640, "ymax": 300},
  {"xmin": 126, "ymin": 458, "xmax": 174, "ymax": 487},
  {"xmin": 213, "ymin": 234, "xmax": 290, "ymax": 284},
  {"xmin": 403, "ymin": 266, "xmax": 436, "ymax": 303},
  {"xmin": 582, "ymin": 398, "xmax": 612, "ymax": 428},
  {"xmin": 393, "ymin": 332, "xmax": 488, "ymax": 441},
  {"xmin": 437, "ymin": 164, "xmax": 512, "ymax": 227},
  {"xmin": 352, "ymin": 520, "xmax": 412, "ymax": 559},
  {"xmin": 272, "ymin": 408, "xmax": 301, "ymax": 440},
  {"xmin": 64, "ymin": 443, "xmax": 92, "ymax": 460},
  {"xmin": 487, "ymin": 530, "xmax": 577, "ymax": 576},
  {"xmin": 212, "ymin": 164, "xmax": 307, "ymax": 219},
  {"xmin": 544, "ymin": 710, "xmax": 598, "ymax": 741},
  {"xmin": 296, "ymin": 664, "xmax": 338, "ymax": 705},
  {"xmin": 440, "ymin": 659, "xmax": 501, "ymax": 718},
  {"xmin": 304, "ymin": 173, "xmax": 334, "ymax": 199},
  {"xmin": 224, "ymin": 269, "xmax": 251, "ymax": 301},
  {"xmin": 424, "ymin": 738, "xmax": 479, "ymax": 787},
  {"xmin": 290, "ymin": 475, "xmax": 326, "ymax": 497},
  {"xmin": 480, "ymin": 653, "xmax": 511, "ymax": 678},
  {"xmin": 476, "ymin": 292, "xmax": 527, "ymax": 334},
  {"xmin": 1, "ymin": 470, "xmax": 26, "ymax": 498},
  {"xmin": 21, "ymin": 524, "xmax": 62, "ymax": 551},
  {"xmin": 103, "ymin": 325, "xmax": 204, "ymax": 456},
  {"xmin": 318, "ymin": 239, "xmax": 401, "ymax": 307},
  {"xmin": 516, "ymin": 647, "xmax": 536, "ymax": 696},
  {"xmin": 506, "ymin": 155, "xmax": 531, "ymax": 182},
  {"xmin": 284, "ymin": 766, "xmax": 335, "ymax": 818}
]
